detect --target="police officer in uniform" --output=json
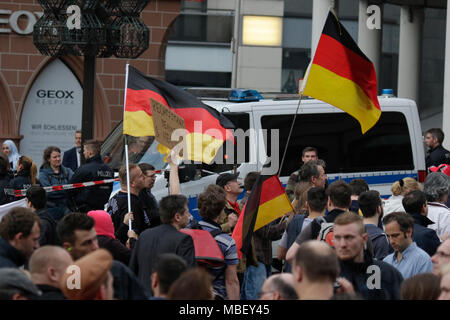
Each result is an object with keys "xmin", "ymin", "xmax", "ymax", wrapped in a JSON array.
[
  {"xmin": 68, "ymin": 140, "xmax": 114, "ymax": 212},
  {"xmin": 425, "ymin": 128, "xmax": 450, "ymax": 170}
]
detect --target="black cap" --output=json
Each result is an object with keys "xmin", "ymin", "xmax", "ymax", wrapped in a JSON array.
[{"xmin": 216, "ymin": 172, "xmax": 240, "ymax": 188}]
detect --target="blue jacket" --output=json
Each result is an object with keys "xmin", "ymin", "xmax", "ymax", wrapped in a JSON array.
[
  {"xmin": 284, "ymin": 214, "xmax": 306, "ymax": 272},
  {"xmin": 39, "ymin": 165, "xmax": 73, "ymax": 201},
  {"xmin": 365, "ymin": 224, "xmax": 392, "ymax": 261},
  {"xmin": 410, "ymin": 212, "xmax": 441, "ymax": 257},
  {"xmin": 0, "ymin": 237, "xmax": 26, "ymax": 268}
]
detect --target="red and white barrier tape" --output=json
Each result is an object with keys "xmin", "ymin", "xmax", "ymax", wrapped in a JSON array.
[{"xmin": 4, "ymin": 178, "xmax": 120, "ymax": 197}]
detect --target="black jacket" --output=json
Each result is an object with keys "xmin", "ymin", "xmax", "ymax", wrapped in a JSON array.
[
  {"xmin": 98, "ymin": 235, "xmax": 132, "ymax": 266},
  {"xmin": 68, "ymin": 154, "xmax": 114, "ymax": 212},
  {"xmin": 0, "ymin": 237, "xmax": 27, "ymax": 268},
  {"xmin": 107, "ymin": 191, "xmax": 152, "ymax": 243},
  {"xmin": 410, "ymin": 212, "xmax": 441, "ymax": 257},
  {"xmin": 339, "ymin": 250, "xmax": 403, "ymax": 300},
  {"xmin": 31, "ymin": 284, "xmax": 66, "ymax": 300},
  {"xmin": 7, "ymin": 170, "xmax": 32, "ymax": 202},
  {"xmin": 129, "ymin": 224, "xmax": 196, "ymax": 293},
  {"xmin": 36, "ymin": 208, "xmax": 59, "ymax": 246},
  {"xmin": 139, "ymin": 189, "xmax": 161, "ymax": 228},
  {"xmin": 426, "ymin": 145, "xmax": 450, "ymax": 169},
  {"xmin": 111, "ymin": 260, "xmax": 149, "ymax": 300},
  {"xmin": 0, "ymin": 173, "xmax": 12, "ymax": 205}
]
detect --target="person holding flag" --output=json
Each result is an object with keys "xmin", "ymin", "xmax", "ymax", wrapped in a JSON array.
[
  {"xmin": 239, "ymin": 172, "xmax": 294, "ymax": 300},
  {"xmin": 231, "ymin": 169, "xmax": 294, "ymax": 299},
  {"xmin": 121, "ymin": 64, "xmax": 235, "ymax": 231}
]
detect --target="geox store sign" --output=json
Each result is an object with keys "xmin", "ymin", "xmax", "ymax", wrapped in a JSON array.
[{"xmin": 0, "ymin": 10, "xmax": 43, "ymax": 35}]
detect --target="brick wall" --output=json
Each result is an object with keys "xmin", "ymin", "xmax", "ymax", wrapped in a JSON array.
[{"xmin": 0, "ymin": 0, "xmax": 181, "ymax": 146}]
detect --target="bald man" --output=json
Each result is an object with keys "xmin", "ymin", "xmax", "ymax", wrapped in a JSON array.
[
  {"xmin": 259, "ymin": 273, "xmax": 298, "ymax": 300},
  {"xmin": 292, "ymin": 240, "xmax": 341, "ymax": 300},
  {"xmin": 29, "ymin": 245, "xmax": 73, "ymax": 300}
]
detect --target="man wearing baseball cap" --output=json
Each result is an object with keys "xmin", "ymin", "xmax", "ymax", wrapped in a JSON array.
[
  {"xmin": 215, "ymin": 172, "xmax": 243, "ymax": 234},
  {"xmin": 0, "ymin": 268, "xmax": 42, "ymax": 300}
]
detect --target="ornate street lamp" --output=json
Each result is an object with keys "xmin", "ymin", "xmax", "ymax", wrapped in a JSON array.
[{"xmin": 33, "ymin": 0, "xmax": 150, "ymax": 141}]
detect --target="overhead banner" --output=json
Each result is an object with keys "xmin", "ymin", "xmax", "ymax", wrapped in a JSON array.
[{"xmin": 19, "ymin": 59, "xmax": 82, "ymax": 169}]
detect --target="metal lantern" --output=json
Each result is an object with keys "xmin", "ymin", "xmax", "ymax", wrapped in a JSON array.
[
  {"xmin": 109, "ymin": 16, "xmax": 149, "ymax": 58},
  {"xmin": 33, "ymin": 0, "xmax": 152, "ymax": 142},
  {"xmin": 33, "ymin": 13, "xmax": 66, "ymax": 56},
  {"xmin": 61, "ymin": 12, "xmax": 107, "ymax": 56},
  {"xmin": 36, "ymin": 0, "xmax": 66, "ymax": 12}
]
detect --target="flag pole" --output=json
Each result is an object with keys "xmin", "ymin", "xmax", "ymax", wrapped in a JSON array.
[
  {"xmin": 277, "ymin": 62, "xmax": 311, "ymax": 177},
  {"xmin": 123, "ymin": 63, "xmax": 132, "ymax": 231}
]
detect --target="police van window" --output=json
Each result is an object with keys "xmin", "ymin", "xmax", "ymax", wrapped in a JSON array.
[
  {"xmin": 261, "ymin": 112, "xmax": 414, "ymax": 176},
  {"xmin": 198, "ymin": 112, "xmax": 250, "ymax": 176}
]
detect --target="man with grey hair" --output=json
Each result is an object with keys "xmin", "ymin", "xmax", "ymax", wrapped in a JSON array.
[
  {"xmin": 424, "ymin": 172, "xmax": 450, "ymax": 240},
  {"xmin": 259, "ymin": 273, "xmax": 298, "ymax": 300},
  {"xmin": 29, "ymin": 246, "xmax": 74, "ymax": 299}
]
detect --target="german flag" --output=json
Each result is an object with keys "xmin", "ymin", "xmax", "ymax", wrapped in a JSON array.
[
  {"xmin": 232, "ymin": 174, "xmax": 293, "ymax": 259},
  {"xmin": 303, "ymin": 11, "xmax": 381, "ymax": 134},
  {"xmin": 123, "ymin": 65, "xmax": 235, "ymax": 163}
]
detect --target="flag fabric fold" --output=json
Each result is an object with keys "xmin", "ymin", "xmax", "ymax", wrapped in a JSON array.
[
  {"xmin": 232, "ymin": 174, "xmax": 293, "ymax": 259},
  {"xmin": 123, "ymin": 65, "xmax": 235, "ymax": 163},
  {"xmin": 303, "ymin": 11, "xmax": 381, "ymax": 134}
]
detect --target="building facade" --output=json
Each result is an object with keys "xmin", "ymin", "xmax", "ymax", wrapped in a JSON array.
[
  {"xmin": 166, "ymin": 0, "xmax": 448, "ymax": 147},
  {"xmin": 0, "ymin": 0, "xmax": 180, "ymax": 167}
]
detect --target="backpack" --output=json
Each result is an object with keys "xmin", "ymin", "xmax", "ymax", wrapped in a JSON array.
[
  {"xmin": 316, "ymin": 216, "xmax": 335, "ymax": 247},
  {"xmin": 180, "ymin": 223, "xmax": 225, "ymax": 268}
]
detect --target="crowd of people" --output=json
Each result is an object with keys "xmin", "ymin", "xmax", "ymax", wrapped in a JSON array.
[{"xmin": 0, "ymin": 128, "xmax": 450, "ymax": 301}]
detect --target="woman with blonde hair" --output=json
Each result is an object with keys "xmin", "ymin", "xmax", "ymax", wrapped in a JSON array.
[
  {"xmin": 7, "ymin": 155, "xmax": 38, "ymax": 201},
  {"xmin": 383, "ymin": 177, "xmax": 421, "ymax": 216}
]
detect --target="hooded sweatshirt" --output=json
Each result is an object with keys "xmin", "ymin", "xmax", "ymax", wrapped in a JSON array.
[{"xmin": 87, "ymin": 210, "xmax": 132, "ymax": 265}]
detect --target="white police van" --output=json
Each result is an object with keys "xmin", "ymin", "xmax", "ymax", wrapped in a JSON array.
[{"xmin": 102, "ymin": 89, "xmax": 426, "ymax": 222}]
